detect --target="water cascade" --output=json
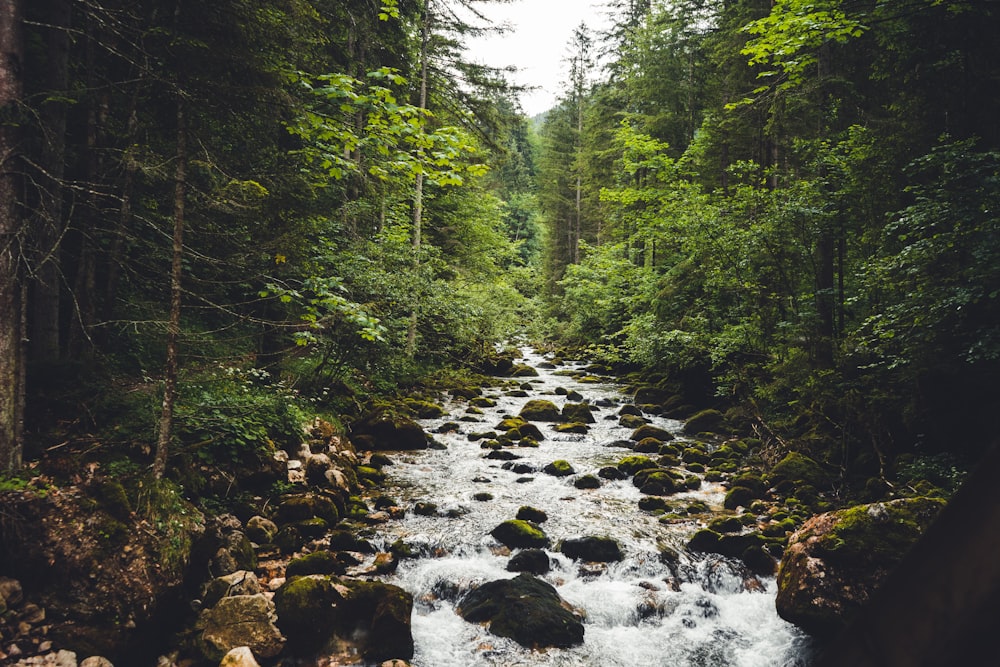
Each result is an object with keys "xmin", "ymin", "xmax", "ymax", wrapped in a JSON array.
[{"xmin": 375, "ymin": 349, "xmax": 812, "ymax": 666}]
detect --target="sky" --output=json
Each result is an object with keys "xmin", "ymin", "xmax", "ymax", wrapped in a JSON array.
[{"xmin": 463, "ymin": 0, "xmax": 612, "ymax": 117}]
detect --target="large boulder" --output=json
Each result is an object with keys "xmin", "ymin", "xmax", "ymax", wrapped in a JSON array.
[
  {"xmin": 682, "ymin": 409, "xmax": 728, "ymax": 435},
  {"xmin": 518, "ymin": 400, "xmax": 562, "ymax": 422},
  {"xmin": 457, "ymin": 574, "xmax": 584, "ymax": 648},
  {"xmin": 273, "ymin": 575, "xmax": 414, "ymax": 662},
  {"xmin": 775, "ymin": 497, "xmax": 945, "ymax": 637},
  {"xmin": 350, "ymin": 409, "xmax": 429, "ymax": 451},
  {"xmin": 629, "ymin": 424, "xmax": 674, "ymax": 442},
  {"xmin": 561, "ymin": 403, "xmax": 596, "ymax": 424},
  {"xmin": 768, "ymin": 451, "xmax": 833, "ymax": 491},
  {"xmin": 195, "ymin": 594, "xmax": 285, "ymax": 662}
]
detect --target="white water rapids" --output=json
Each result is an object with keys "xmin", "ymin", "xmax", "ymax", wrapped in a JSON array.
[{"xmin": 374, "ymin": 349, "xmax": 813, "ymax": 666}]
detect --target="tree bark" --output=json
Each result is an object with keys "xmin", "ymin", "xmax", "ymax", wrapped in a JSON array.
[
  {"xmin": 153, "ymin": 98, "xmax": 186, "ymax": 479},
  {"xmin": 406, "ymin": 1, "xmax": 430, "ymax": 357},
  {"xmin": 0, "ymin": 0, "xmax": 25, "ymax": 471}
]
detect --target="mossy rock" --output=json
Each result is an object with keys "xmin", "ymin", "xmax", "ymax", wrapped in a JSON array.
[
  {"xmin": 327, "ymin": 529, "xmax": 375, "ymax": 553},
  {"xmin": 724, "ymin": 486, "xmax": 758, "ymax": 510},
  {"xmin": 598, "ymin": 466, "xmax": 627, "ymax": 480},
  {"xmin": 708, "ymin": 516, "xmax": 744, "ymax": 534},
  {"xmin": 496, "ymin": 417, "xmax": 528, "ymax": 431},
  {"xmin": 511, "ymin": 364, "xmax": 540, "ymax": 377},
  {"xmin": 638, "ymin": 496, "xmax": 671, "ymax": 512},
  {"xmin": 273, "ymin": 575, "xmax": 343, "ymax": 652},
  {"xmin": 403, "ymin": 398, "xmax": 446, "ymax": 419},
  {"xmin": 519, "ymin": 400, "xmax": 562, "ymax": 422},
  {"xmin": 634, "ymin": 437, "xmax": 662, "ymax": 454},
  {"xmin": 617, "ymin": 455, "xmax": 658, "ymax": 476},
  {"xmin": 618, "ymin": 405, "xmax": 643, "ymax": 417},
  {"xmin": 543, "ymin": 459, "xmax": 576, "ymax": 476},
  {"xmin": 516, "ymin": 506, "xmax": 548, "ymax": 523},
  {"xmin": 634, "ymin": 469, "xmax": 679, "ymax": 496},
  {"xmin": 490, "ymin": 519, "xmax": 550, "ymax": 549},
  {"xmin": 682, "ymin": 409, "xmax": 728, "ymax": 435},
  {"xmin": 630, "ymin": 424, "xmax": 674, "ymax": 442},
  {"xmin": 471, "ymin": 397, "xmax": 497, "ymax": 408},
  {"xmin": 560, "ymin": 536, "xmax": 624, "ymax": 562},
  {"xmin": 507, "ymin": 549, "xmax": 551, "ymax": 575},
  {"xmin": 356, "ymin": 465, "xmax": 386, "ymax": 486},
  {"xmin": 682, "ymin": 447, "xmax": 711, "ymax": 465},
  {"xmin": 413, "ymin": 501, "xmax": 438, "ymax": 516},
  {"xmin": 574, "ymin": 474, "xmax": 601, "ymax": 490},
  {"xmin": 339, "ymin": 580, "xmax": 415, "ymax": 663},
  {"xmin": 554, "ymin": 422, "xmax": 589, "ymax": 434},
  {"xmin": 730, "ymin": 472, "xmax": 767, "ymax": 496},
  {"xmin": 683, "ymin": 475, "xmax": 702, "ymax": 490},
  {"xmin": 473, "ymin": 492, "xmax": 494, "ymax": 502},
  {"xmin": 561, "ymin": 403, "xmax": 596, "ymax": 424},
  {"xmin": 619, "ymin": 414, "xmax": 648, "ymax": 429},
  {"xmin": 768, "ymin": 452, "xmax": 833, "ymax": 490},
  {"xmin": 350, "ymin": 408, "xmax": 429, "ymax": 451},
  {"xmin": 275, "ymin": 494, "xmax": 339, "ymax": 525},
  {"xmin": 457, "ymin": 574, "xmax": 583, "ymax": 648},
  {"xmin": 285, "ymin": 551, "xmax": 345, "ymax": 578}
]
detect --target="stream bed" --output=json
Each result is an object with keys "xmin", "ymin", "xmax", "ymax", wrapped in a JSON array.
[{"xmin": 373, "ymin": 349, "xmax": 813, "ymax": 667}]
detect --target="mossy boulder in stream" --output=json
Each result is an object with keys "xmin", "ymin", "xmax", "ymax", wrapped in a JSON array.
[
  {"xmin": 519, "ymin": 400, "xmax": 563, "ymax": 422},
  {"xmin": 630, "ymin": 424, "xmax": 674, "ymax": 442},
  {"xmin": 457, "ymin": 573, "xmax": 584, "ymax": 648},
  {"xmin": 559, "ymin": 536, "xmax": 624, "ymax": 562},
  {"xmin": 543, "ymin": 459, "xmax": 576, "ymax": 476},
  {"xmin": 561, "ymin": 403, "xmax": 596, "ymax": 424},
  {"xmin": 490, "ymin": 520, "xmax": 550, "ymax": 549},
  {"xmin": 775, "ymin": 497, "xmax": 945, "ymax": 637},
  {"xmin": 617, "ymin": 455, "xmax": 658, "ymax": 476}
]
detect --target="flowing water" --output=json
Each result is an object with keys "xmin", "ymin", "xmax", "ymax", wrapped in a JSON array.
[{"xmin": 375, "ymin": 349, "xmax": 812, "ymax": 667}]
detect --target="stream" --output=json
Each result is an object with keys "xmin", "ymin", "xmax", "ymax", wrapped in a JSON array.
[{"xmin": 374, "ymin": 348, "xmax": 813, "ymax": 667}]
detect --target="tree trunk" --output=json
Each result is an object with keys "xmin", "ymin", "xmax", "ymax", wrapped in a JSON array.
[
  {"xmin": 406, "ymin": 2, "xmax": 430, "ymax": 357},
  {"xmin": 0, "ymin": 0, "xmax": 25, "ymax": 471},
  {"xmin": 153, "ymin": 98, "xmax": 186, "ymax": 479}
]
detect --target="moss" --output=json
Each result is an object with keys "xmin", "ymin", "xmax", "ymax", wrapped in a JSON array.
[
  {"xmin": 574, "ymin": 474, "xmax": 601, "ymax": 489},
  {"xmin": 768, "ymin": 451, "xmax": 832, "ymax": 490},
  {"xmin": 543, "ymin": 460, "xmax": 575, "ymax": 476},
  {"xmin": 403, "ymin": 398, "xmax": 445, "ymax": 419},
  {"xmin": 561, "ymin": 403, "xmax": 595, "ymax": 424},
  {"xmin": 519, "ymin": 400, "xmax": 562, "ymax": 422},
  {"xmin": 285, "ymin": 551, "xmax": 344, "ymax": 578},
  {"xmin": 682, "ymin": 409, "xmax": 728, "ymax": 435},
  {"xmin": 490, "ymin": 519, "xmax": 550, "ymax": 549},
  {"xmin": 93, "ymin": 479, "xmax": 132, "ymax": 521},
  {"xmin": 708, "ymin": 516, "xmax": 744, "ymax": 533},
  {"xmin": 273, "ymin": 575, "xmax": 342, "ymax": 650},
  {"xmin": 554, "ymin": 422, "xmax": 589, "ymax": 434},
  {"xmin": 617, "ymin": 455, "xmax": 658, "ymax": 476},
  {"xmin": 630, "ymin": 424, "xmax": 673, "ymax": 442},
  {"xmin": 815, "ymin": 497, "xmax": 945, "ymax": 567}
]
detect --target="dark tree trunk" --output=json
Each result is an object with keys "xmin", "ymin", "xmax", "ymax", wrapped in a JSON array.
[
  {"xmin": 0, "ymin": 0, "xmax": 25, "ymax": 471},
  {"xmin": 153, "ymin": 98, "xmax": 186, "ymax": 480}
]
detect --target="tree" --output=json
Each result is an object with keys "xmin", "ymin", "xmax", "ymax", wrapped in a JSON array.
[{"xmin": 0, "ymin": 0, "xmax": 25, "ymax": 472}]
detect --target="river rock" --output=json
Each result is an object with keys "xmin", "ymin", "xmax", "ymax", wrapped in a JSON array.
[
  {"xmin": 559, "ymin": 536, "xmax": 624, "ymax": 562},
  {"xmin": 682, "ymin": 409, "xmax": 728, "ymax": 435},
  {"xmin": 561, "ymin": 403, "xmax": 596, "ymax": 424},
  {"xmin": 630, "ymin": 424, "xmax": 674, "ymax": 442},
  {"xmin": 515, "ymin": 506, "xmax": 548, "ymax": 523},
  {"xmin": 195, "ymin": 594, "xmax": 285, "ymax": 662},
  {"xmin": 350, "ymin": 408, "xmax": 429, "ymax": 451},
  {"xmin": 518, "ymin": 400, "xmax": 562, "ymax": 422},
  {"xmin": 244, "ymin": 516, "xmax": 277, "ymax": 544},
  {"xmin": 619, "ymin": 414, "xmax": 648, "ymax": 429},
  {"xmin": 775, "ymin": 497, "xmax": 945, "ymax": 636},
  {"xmin": 457, "ymin": 574, "xmax": 584, "ymax": 648},
  {"xmin": 203, "ymin": 571, "xmax": 262, "ymax": 608},
  {"xmin": 490, "ymin": 520, "xmax": 550, "ymax": 549},
  {"xmin": 768, "ymin": 451, "xmax": 833, "ymax": 491},
  {"xmin": 507, "ymin": 549, "xmax": 551, "ymax": 574},
  {"xmin": 218, "ymin": 646, "xmax": 260, "ymax": 667},
  {"xmin": 543, "ymin": 460, "xmax": 575, "ymax": 476}
]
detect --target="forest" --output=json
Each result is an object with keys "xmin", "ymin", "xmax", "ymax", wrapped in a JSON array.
[{"xmin": 0, "ymin": 0, "xmax": 998, "ymax": 665}]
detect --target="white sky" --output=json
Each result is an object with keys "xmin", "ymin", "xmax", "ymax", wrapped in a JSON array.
[{"xmin": 463, "ymin": 0, "xmax": 612, "ymax": 117}]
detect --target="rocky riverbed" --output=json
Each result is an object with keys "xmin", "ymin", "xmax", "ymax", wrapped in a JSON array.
[{"xmin": 0, "ymin": 347, "xmax": 947, "ymax": 666}]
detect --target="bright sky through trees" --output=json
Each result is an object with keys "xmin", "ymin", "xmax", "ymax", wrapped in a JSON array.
[{"xmin": 465, "ymin": 0, "xmax": 611, "ymax": 117}]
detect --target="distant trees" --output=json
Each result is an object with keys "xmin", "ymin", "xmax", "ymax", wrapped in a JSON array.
[{"xmin": 536, "ymin": 0, "xmax": 1000, "ymax": 469}]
